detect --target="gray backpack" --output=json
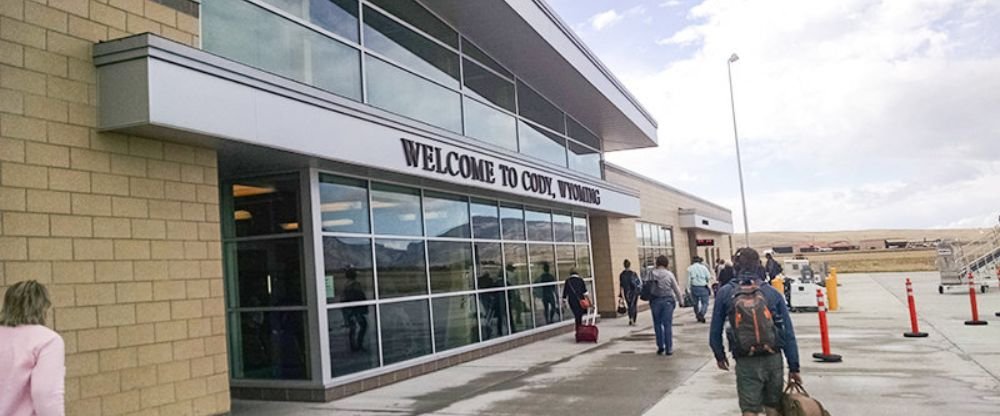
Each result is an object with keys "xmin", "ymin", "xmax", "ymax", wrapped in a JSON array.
[{"xmin": 728, "ymin": 280, "xmax": 778, "ymax": 357}]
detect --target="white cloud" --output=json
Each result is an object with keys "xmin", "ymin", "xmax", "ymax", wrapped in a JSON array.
[
  {"xmin": 606, "ymin": 0, "xmax": 1000, "ymax": 231},
  {"xmin": 589, "ymin": 9, "xmax": 623, "ymax": 31},
  {"xmin": 660, "ymin": 0, "xmax": 683, "ymax": 7}
]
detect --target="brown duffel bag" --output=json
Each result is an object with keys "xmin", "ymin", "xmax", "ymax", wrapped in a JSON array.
[{"xmin": 781, "ymin": 381, "xmax": 831, "ymax": 416}]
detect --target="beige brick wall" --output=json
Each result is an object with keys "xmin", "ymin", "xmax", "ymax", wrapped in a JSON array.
[
  {"xmin": 592, "ymin": 166, "xmax": 735, "ymax": 315},
  {"xmin": 0, "ymin": 1, "xmax": 228, "ymax": 415}
]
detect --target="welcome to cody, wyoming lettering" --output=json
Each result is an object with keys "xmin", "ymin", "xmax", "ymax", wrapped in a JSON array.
[{"xmin": 400, "ymin": 138, "xmax": 601, "ymax": 205}]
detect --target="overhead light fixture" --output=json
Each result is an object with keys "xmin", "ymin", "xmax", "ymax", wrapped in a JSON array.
[
  {"xmin": 233, "ymin": 184, "xmax": 276, "ymax": 198},
  {"xmin": 234, "ymin": 210, "xmax": 253, "ymax": 221},
  {"xmin": 322, "ymin": 219, "xmax": 355, "ymax": 227},
  {"xmin": 280, "ymin": 222, "xmax": 299, "ymax": 231},
  {"xmin": 320, "ymin": 201, "xmax": 364, "ymax": 212},
  {"xmin": 371, "ymin": 201, "xmax": 400, "ymax": 209}
]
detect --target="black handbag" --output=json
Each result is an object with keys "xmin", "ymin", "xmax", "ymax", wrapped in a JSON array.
[
  {"xmin": 616, "ymin": 296, "xmax": 627, "ymax": 314},
  {"xmin": 639, "ymin": 279, "xmax": 655, "ymax": 301}
]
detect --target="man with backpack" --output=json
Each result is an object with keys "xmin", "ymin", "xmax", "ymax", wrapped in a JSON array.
[{"xmin": 709, "ymin": 248, "xmax": 801, "ymax": 416}]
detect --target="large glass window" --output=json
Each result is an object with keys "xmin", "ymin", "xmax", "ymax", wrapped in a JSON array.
[
  {"xmin": 363, "ymin": 6, "xmax": 459, "ymax": 88},
  {"xmin": 203, "ymin": 0, "xmax": 361, "ymax": 101},
  {"xmin": 432, "ymin": 295, "xmax": 479, "ymax": 351},
  {"xmin": 259, "ymin": 0, "xmax": 359, "ymax": 41},
  {"xmin": 234, "ymin": 238, "xmax": 304, "ymax": 307},
  {"xmin": 461, "ymin": 37, "xmax": 512, "ymax": 80},
  {"xmin": 380, "ymin": 300, "xmax": 432, "ymax": 365},
  {"xmin": 552, "ymin": 213, "xmax": 573, "ymax": 242},
  {"xmin": 366, "ymin": 56, "xmax": 462, "ymax": 133},
  {"xmin": 568, "ymin": 141, "xmax": 601, "ymax": 178},
  {"xmin": 518, "ymin": 121, "xmax": 567, "ymax": 167},
  {"xmin": 371, "ymin": 182, "xmax": 423, "ymax": 237},
  {"xmin": 324, "ymin": 237, "xmax": 374, "ymax": 304},
  {"xmin": 320, "ymin": 174, "xmax": 369, "ymax": 234},
  {"xmin": 375, "ymin": 239, "xmax": 427, "ymax": 298},
  {"xmin": 555, "ymin": 245, "xmax": 576, "ymax": 280},
  {"xmin": 470, "ymin": 199, "xmax": 500, "ymax": 240},
  {"xmin": 463, "ymin": 59, "xmax": 515, "ymax": 112},
  {"xmin": 566, "ymin": 116, "xmax": 600, "ymax": 149},
  {"xmin": 463, "ymin": 97, "xmax": 517, "ymax": 152},
  {"xmin": 525, "ymin": 209, "xmax": 553, "ymax": 242},
  {"xmin": 637, "ymin": 221, "xmax": 675, "ymax": 273},
  {"xmin": 531, "ymin": 283, "xmax": 560, "ymax": 326},
  {"xmin": 500, "ymin": 205, "xmax": 525, "ymax": 241},
  {"xmin": 368, "ymin": 0, "xmax": 458, "ymax": 48},
  {"xmin": 478, "ymin": 290, "xmax": 508, "ymax": 340},
  {"xmin": 235, "ymin": 311, "xmax": 308, "ymax": 379},
  {"xmin": 516, "ymin": 80, "xmax": 565, "ymax": 134},
  {"xmin": 232, "ymin": 176, "xmax": 301, "ymax": 237},
  {"xmin": 503, "ymin": 243, "xmax": 528, "ymax": 286},
  {"xmin": 423, "ymin": 191, "xmax": 469, "ymax": 238},
  {"xmin": 575, "ymin": 245, "xmax": 592, "ymax": 278},
  {"xmin": 474, "ymin": 242, "xmax": 503, "ymax": 290},
  {"xmin": 573, "ymin": 215, "xmax": 589, "ymax": 243},
  {"xmin": 428, "ymin": 241, "xmax": 474, "ymax": 293},
  {"xmin": 329, "ymin": 305, "xmax": 378, "ymax": 376}
]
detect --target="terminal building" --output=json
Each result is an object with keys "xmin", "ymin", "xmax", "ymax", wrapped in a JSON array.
[{"xmin": 0, "ymin": 0, "xmax": 731, "ymax": 412}]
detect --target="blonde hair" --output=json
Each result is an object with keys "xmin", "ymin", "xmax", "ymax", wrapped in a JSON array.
[{"xmin": 0, "ymin": 280, "xmax": 52, "ymax": 327}]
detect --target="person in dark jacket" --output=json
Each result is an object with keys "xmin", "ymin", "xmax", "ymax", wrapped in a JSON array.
[
  {"xmin": 562, "ymin": 270, "xmax": 589, "ymax": 328},
  {"xmin": 716, "ymin": 259, "xmax": 735, "ymax": 291},
  {"xmin": 764, "ymin": 252, "xmax": 783, "ymax": 282},
  {"xmin": 619, "ymin": 259, "xmax": 642, "ymax": 325},
  {"xmin": 710, "ymin": 248, "xmax": 801, "ymax": 415}
]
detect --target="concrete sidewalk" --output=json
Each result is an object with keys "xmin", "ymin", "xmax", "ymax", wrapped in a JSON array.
[{"xmin": 232, "ymin": 272, "xmax": 1000, "ymax": 415}]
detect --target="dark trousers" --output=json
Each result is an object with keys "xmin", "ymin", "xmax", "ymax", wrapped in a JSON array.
[{"xmin": 624, "ymin": 290, "xmax": 639, "ymax": 321}]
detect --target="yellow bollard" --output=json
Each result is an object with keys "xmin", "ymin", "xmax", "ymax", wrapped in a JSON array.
[
  {"xmin": 828, "ymin": 267, "xmax": 839, "ymax": 311},
  {"xmin": 771, "ymin": 273, "xmax": 785, "ymax": 294}
]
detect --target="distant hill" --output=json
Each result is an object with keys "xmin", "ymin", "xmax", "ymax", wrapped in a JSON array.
[{"xmin": 749, "ymin": 228, "xmax": 990, "ymax": 250}]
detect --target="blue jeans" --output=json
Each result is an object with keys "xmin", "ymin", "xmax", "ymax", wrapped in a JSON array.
[
  {"xmin": 650, "ymin": 297, "xmax": 676, "ymax": 352},
  {"xmin": 692, "ymin": 286, "xmax": 711, "ymax": 319}
]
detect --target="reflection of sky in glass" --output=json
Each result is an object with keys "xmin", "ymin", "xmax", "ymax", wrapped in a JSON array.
[
  {"xmin": 366, "ymin": 56, "xmax": 461, "ymax": 133},
  {"xmin": 363, "ymin": 6, "xmax": 459, "ymax": 88}
]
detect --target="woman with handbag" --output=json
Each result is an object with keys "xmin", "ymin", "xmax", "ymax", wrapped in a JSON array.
[
  {"xmin": 648, "ymin": 255, "xmax": 683, "ymax": 355},
  {"xmin": 562, "ymin": 269, "xmax": 590, "ymax": 328}
]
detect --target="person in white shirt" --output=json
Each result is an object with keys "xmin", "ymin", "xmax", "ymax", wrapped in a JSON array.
[{"xmin": 686, "ymin": 257, "xmax": 714, "ymax": 323}]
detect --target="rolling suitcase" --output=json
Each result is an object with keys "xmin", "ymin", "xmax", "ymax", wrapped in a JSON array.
[{"xmin": 575, "ymin": 309, "xmax": 598, "ymax": 343}]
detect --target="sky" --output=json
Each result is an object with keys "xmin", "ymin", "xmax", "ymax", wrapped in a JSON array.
[{"xmin": 547, "ymin": 0, "xmax": 1000, "ymax": 232}]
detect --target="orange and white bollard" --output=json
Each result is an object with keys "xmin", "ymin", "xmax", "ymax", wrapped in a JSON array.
[
  {"xmin": 812, "ymin": 289, "xmax": 842, "ymax": 363},
  {"xmin": 903, "ymin": 278, "xmax": 928, "ymax": 338},
  {"xmin": 965, "ymin": 272, "xmax": 987, "ymax": 326}
]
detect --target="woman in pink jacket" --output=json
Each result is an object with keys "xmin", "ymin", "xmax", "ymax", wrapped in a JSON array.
[{"xmin": 0, "ymin": 280, "xmax": 65, "ymax": 416}]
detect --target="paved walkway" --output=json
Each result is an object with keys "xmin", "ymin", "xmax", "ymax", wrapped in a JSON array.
[{"xmin": 233, "ymin": 272, "xmax": 1000, "ymax": 415}]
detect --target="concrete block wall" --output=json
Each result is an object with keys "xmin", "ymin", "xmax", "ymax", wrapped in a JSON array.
[{"xmin": 0, "ymin": 1, "xmax": 228, "ymax": 415}]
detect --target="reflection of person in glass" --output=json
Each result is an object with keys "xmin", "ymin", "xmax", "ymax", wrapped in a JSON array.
[
  {"xmin": 340, "ymin": 267, "xmax": 368, "ymax": 352},
  {"xmin": 477, "ymin": 271, "xmax": 504, "ymax": 338},
  {"xmin": 533, "ymin": 262, "xmax": 558, "ymax": 323}
]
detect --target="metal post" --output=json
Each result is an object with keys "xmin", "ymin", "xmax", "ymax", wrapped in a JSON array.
[{"xmin": 727, "ymin": 53, "xmax": 750, "ymax": 248}]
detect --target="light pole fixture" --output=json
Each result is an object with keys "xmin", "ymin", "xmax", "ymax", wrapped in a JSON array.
[{"xmin": 727, "ymin": 53, "xmax": 751, "ymax": 248}]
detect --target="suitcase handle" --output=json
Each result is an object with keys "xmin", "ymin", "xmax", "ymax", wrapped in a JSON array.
[{"xmin": 784, "ymin": 380, "xmax": 809, "ymax": 396}]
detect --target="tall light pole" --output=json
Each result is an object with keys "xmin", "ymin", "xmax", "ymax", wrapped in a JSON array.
[{"xmin": 727, "ymin": 53, "xmax": 751, "ymax": 248}]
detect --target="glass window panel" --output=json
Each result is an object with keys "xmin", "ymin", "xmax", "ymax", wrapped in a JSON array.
[
  {"xmin": 532, "ymin": 283, "xmax": 561, "ymax": 326},
  {"xmin": 568, "ymin": 141, "xmax": 601, "ymax": 178},
  {"xmin": 231, "ymin": 175, "xmax": 300, "ymax": 238},
  {"xmin": 259, "ymin": 0, "xmax": 359, "ymax": 42},
  {"xmin": 319, "ymin": 174, "xmax": 369, "ymax": 234},
  {"xmin": 508, "ymin": 288, "xmax": 534, "ymax": 333},
  {"xmin": 428, "ymin": 241, "xmax": 474, "ymax": 293},
  {"xmin": 524, "ymin": 209, "xmax": 552, "ymax": 242},
  {"xmin": 324, "ymin": 237, "xmax": 374, "ymax": 304},
  {"xmin": 424, "ymin": 191, "xmax": 469, "ymax": 238},
  {"xmin": 363, "ymin": 6, "xmax": 459, "ymax": 87},
  {"xmin": 662, "ymin": 228, "xmax": 673, "ymax": 247},
  {"xmin": 503, "ymin": 243, "xmax": 528, "ymax": 286},
  {"xmin": 643, "ymin": 223, "xmax": 654, "ymax": 246},
  {"xmin": 204, "ymin": 0, "xmax": 361, "ymax": 101},
  {"xmin": 234, "ymin": 239, "xmax": 304, "ymax": 307},
  {"xmin": 500, "ymin": 205, "xmax": 525, "ymax": 241},
  {"xmin": 555, "ymin": 245, "xmax": 575, "ymax": 280},
  {"xmin": 552, "ymin": 213, "xmax": 573, "ymax": 242},
  {"xmin": 328, "ymin": 305, "xmax": 378, "ymax": 377},
  {"xmin": 375, "ymin": 239, "xmax": 427, "ymax": 298},
  {"xmin": 380, "ymin": 299, "xmax": 432, "ymax": 365},
  {"xmin": 557, "ymin": 283, "xmax": 571, "ymax": 321},
  {"xmin": 432, "ymin": 295, "xmax": 479, "ymax": 352},
  {"xmin": 368, "ymin": 0, "xmax": 458, "ymax": 48},
  {"xmin": 462, "ymin": 59, "xmax": 514, "ymax": 111},
  {"xmin": 366, "ymin": 56, "xmax": 462, "ymax": 133},
  {"xmin": 470, "ymin": 199, "xmax": 500, "ymax": 240},
  {"xmin": 650, "ymin": 225, "xmax": 660, "ymax": 247},
  {"xmin": 635, "ymin": 222, "xmax": 643, "ymax": 245},
  {"xmin": 235, "ymin": 311, "xmax": 308, "ymax": 379},
  {"xmin": 371, "ymin": 182, "xmax": 423, "ymax": 236},
  {"xmin": 518, "ymin": 121, "xmax": 567, "ymax": 167},
  {"xmin": 478, "ymin": 290, "xmax": 508, "ymax": 340},
  {"xmin": 463, "ymin": 97, "xmax": 517, "ymax": 151},
  {"xmin": 573, "ymin": 215, "xmax": 589, "ymax": 243},
  {"xmin": 516, "ymin": 80, "xmax": 565, "ymax": 133},
  {"xmin": 645, "ymin": 248, "xmax": 657, "ymax": 269},
  {"xmin": 461, "ymin": 37, "xmax": 512, "ymax": 79},
  {"xmin": 529, "ymin": 244, "xmax": 556, "ymax": 284},
  {"xmin": 576, "ymin": 245, "xmax": 591, "ymax": 278},
  {"xmin": 566, "ymin": 116, "xmax": 601, "ymax": 149},
  {"xmin": 474, "ymin": 242, "xmax": 503, "ymax": 290}
]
